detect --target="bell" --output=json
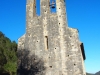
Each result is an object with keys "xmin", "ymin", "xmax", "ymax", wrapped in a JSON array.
[
  {"xmin": 50, "ymin": 0, "xmax": 56, "ymax": 8},
  {"xmin": 51, "ymin": 4, "xmax": 55, "ymax": 8}
]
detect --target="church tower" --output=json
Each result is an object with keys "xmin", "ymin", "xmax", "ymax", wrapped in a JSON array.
[{"xmin": 17, "ymin": 0, "xmax": 86, "ymax": 75}]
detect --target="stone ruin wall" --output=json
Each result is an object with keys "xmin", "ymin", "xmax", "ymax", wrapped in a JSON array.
[{"xmin": 17, "ymin": 0, "xmax": 86, "ymax": 75}]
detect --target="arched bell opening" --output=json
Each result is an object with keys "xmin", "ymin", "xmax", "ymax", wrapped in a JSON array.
[
  {"xmin": 36, "ymin": 0, "xmax": 40, "ymax": 16},
  {"xmin": 49, "ymin": 0, "xmax": 56, "ymax": 13}
]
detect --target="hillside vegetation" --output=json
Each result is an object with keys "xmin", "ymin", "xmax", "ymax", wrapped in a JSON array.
[
  {"xmin": 86, "ymin": 73, "xmax": 94, "ymax": 75},
  {"xmin": 0, "ymin": 31, "xmax": 17, "ymax": 75}
]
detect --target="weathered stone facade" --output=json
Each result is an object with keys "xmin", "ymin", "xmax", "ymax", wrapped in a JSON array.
[{"xmin": 17, "ymin": 0, "xmax": 86, "ymax": 75}]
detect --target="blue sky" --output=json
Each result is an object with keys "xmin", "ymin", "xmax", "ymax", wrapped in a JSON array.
[{"xmin": 0, "ymin": 0, "xmax": 100, "ymax": 74}]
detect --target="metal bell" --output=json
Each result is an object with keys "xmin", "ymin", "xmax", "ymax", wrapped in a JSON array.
[{"xmin": 50, "ymin": 0, "xmax": 56, "ymax": 8}]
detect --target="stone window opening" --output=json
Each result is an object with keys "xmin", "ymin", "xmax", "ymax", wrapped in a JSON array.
[
  {"xmin": 45, "ymin": 36, "xmax": 48, "ymax": 50},
  {"xmin": 80, "ymin": 43, "xmax": 86, "ymax": 60}
]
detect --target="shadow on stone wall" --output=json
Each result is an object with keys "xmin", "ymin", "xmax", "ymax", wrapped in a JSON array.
[{"xmin": 17, "ymin": 49, "xmax": 46, "ymax": 75}]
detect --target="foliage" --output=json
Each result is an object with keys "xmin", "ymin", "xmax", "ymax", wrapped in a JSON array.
[
  {"xmin": 0, "ymin": 31, "xmax": 17, "ymax": 75},
  {"xmin": 86, "ymin": 73, "xmax": 93, "ymax": 75}
]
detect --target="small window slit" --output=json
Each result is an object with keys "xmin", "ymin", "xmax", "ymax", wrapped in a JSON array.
[{"xmin": 45, "ymin": 36, "xmax": 48, "ymax": 50}]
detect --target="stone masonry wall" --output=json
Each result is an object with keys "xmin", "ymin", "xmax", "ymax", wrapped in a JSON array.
[{"xmin": 17, "ymin": 0, "xmax": 86, "ymax": 75}]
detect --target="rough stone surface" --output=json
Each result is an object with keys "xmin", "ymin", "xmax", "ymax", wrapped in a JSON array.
[{"xmin": 17, "ymin": 0, "xmax": 86, "ymax": 75}]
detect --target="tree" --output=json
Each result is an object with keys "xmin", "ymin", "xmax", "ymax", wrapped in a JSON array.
[{"xmin": 0, "ymin": 31, "xmax": 17, "ymax": 75}]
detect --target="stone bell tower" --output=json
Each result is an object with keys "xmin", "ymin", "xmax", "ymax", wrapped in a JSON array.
[{"xmin": 17, "ymin": 0, "xmax": 86, "ymax": 75}]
